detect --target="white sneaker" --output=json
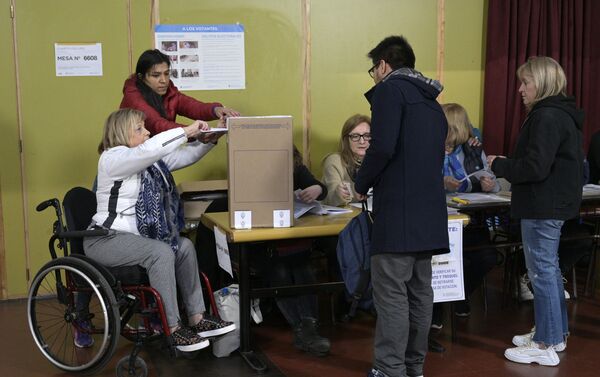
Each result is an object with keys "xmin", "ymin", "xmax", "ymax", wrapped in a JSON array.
[
  {"xmin": 504, "ymin": 341, "xmax": 560, "ymax": 366},
  {"xmin": 512, "ymin": 328, "xmax": 566, "ymax": 352},
  {"xmin": 517, "ymin": 275, "xmax": 534, "ymax": 301}
]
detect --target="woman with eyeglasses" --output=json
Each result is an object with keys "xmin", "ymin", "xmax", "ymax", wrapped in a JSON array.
[
  {"xmin": 322, "ymin": 114, "xmax": 371, "ymax": 206},
  {"xmin": 120, "ymin": 49, "xmax": 240, "ymax": 137}
]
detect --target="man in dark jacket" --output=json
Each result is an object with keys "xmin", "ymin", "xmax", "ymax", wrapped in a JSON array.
[{"xmin": 355, "ymin": 36, "xmax": 450, "ymax": 377}]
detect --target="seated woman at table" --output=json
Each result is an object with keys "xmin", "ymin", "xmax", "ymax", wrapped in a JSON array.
[
  {"xmin": 84, "ymin": 109, "xmax": 235, "ymax": 352},
  {"xmin": 322, "ymin": 114, "xmax": 371, "ymax": 206},
  {"xmin": 265, "ymin": 145, "xmax": 331, "ymax": 357},
  {"xmin": 197, "ymin": 146, "xmax": 332, "ymax": 357},
  {"xmin": 120, "ymin": 49, "xmax": 240, "ymax": 136},
  {"xmin": 432, "ymin": 103, "xmax": 500, "ymax": 326}
]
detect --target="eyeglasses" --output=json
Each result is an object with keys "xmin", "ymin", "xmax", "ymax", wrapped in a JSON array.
[
  {"xmin": 368, "ymin": 60, "xmax": 383, "ymax": 78},
  {"xmin": 368, "ymin": 62, "xmax": 379, "ymax": 78},
  {"xmin": 348, "ymin": 133, "xmax": 372, "ymax": 142}
]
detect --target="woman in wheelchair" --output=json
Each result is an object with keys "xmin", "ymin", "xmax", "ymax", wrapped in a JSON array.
[{"xmin": 83, "ymin": 108, "xmax": 235, "ymax": 352}]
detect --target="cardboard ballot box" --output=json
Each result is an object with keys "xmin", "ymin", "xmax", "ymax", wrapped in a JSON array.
[{"xmin": 226, "ymin": 116, "xmax": 294, "ymax": 228}]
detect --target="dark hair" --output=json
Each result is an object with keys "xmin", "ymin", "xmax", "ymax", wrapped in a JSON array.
[
  {"xmin": 368, "ymin": 35, "xmax": 415, "ymax": 70},
  {"xmin": 293, "ymin": 145, "xmax": 303, "ymax": 168},
  {"xmin": 135, "ymin": 49, "xmax": 171, "ymax": 118}
]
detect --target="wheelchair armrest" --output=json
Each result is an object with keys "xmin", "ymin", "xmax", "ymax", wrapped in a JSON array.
[{"xmin": 57, "ymin": 229, "xmax": 109, "ymax": 239}]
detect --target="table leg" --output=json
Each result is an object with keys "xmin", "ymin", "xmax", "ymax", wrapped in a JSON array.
[{"xmin": 237, "ymin": 243, "xmax": 267, "ymax": 373}]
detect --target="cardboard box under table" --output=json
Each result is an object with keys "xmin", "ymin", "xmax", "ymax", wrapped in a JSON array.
[
  {"xmin": 177, "ymin": 180, "xmax": 228, "ymax": 221},
  {"xmin": 226, "ymin": 116, "xmax": 294, "ymax": 229}
]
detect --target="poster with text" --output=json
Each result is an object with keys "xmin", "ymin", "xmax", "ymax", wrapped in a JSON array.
[
  {"xmin": 154, "ymin": 24, "xmax": 245, "ymax": 90},
  {"xmin": 55, "ymin": 43, "xmax": 102, "ymax": 76},
  {"xmin": 432, "ymin": 219, "xmax": 465, "ymax": 303}
]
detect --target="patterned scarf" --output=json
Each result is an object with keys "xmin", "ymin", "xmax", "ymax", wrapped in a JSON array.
[
  {"xmin": 383, "ymin": 67, "xmax": 444, "ymax": 92},
  {"xmin": 136, "ymin": 160, "xmax": 184, "ymax": 253},
  {"xmin": 443, "ymin": 145, "xmax": 468, "ymax": 192}
]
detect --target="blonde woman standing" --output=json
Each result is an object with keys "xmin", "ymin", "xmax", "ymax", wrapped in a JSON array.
[{"xmin": 489, "ymin": 56, "xmax": 584, "ymax": 366}]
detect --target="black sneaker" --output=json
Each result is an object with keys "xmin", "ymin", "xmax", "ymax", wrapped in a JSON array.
[
  {"xmin": 190, "ymin": 314, "xmax": 236, "ymax": 338},
  {"xmin": 293, "ymin": 317, "xmax": 331, "ymax": 357},
  {"xmin": 454, "ymin": 300, "xmax": 471, "ymax": 317},
  {"xmin": 170, "ymin": 326, "xmax": 209, "ymax": 352}
]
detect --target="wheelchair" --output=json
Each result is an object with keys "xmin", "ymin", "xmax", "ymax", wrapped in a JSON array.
[{"xmin": 27, "ymin": 187, "xmax": 218, "ymax": 376}]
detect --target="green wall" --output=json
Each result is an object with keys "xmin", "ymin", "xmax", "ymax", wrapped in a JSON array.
[
  {"xmin": 443, "ymin": 0, "xmax": 487, "ymax": 130},
  {"xmin": 0, "ymin": 0, "xmax": 487, "ymax": 298},
  {"xmin": 161, "ymin": 0, "xmax": 305, "ymax": 183},
  {"xmin": 310, "ymin": 0, "xmax": 440, "ymax": 177}
]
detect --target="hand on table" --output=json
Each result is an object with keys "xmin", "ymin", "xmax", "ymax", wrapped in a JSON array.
[{"xmin": 297, "ymin": 185, "xmax": 323, "ymax": 203}]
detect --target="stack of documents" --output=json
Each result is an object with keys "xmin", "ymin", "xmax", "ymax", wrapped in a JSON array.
[
  {"xmin": 583, "ymin": 184, "xmax": 600, "ymax": 196},
  {"xmin": 448, "ymin": 193, "xmax": 511, "ymax": 204},
  {"xmin": 294, "ymin": 199, "xmax": 353, "ymax": 219}
]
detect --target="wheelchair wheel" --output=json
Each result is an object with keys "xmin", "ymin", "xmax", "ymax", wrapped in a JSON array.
[
  {"xmin": 116, "ymin": 355, "xmax": 148, "ymax": 377},
  {"xmin": 27, "ymin": 257, "xmax": 120, "ymax": 374}
]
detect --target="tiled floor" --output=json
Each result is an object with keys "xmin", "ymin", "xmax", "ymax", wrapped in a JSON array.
[{"xmin": 4, "ymin": 266, "xmax": 600, "ymax": 377}]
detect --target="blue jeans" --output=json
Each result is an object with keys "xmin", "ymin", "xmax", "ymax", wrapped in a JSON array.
[{"xmin": 521, "ymin": 219, "xmax": 568, "ymax": 346}]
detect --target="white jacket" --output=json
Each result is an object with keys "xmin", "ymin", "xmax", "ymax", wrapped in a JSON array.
[{"xmin": 92, "ymin": 127, "xmax": 214, "ymax": 234}]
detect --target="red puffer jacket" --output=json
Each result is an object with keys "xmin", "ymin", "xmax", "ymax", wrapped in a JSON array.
[{"xmin": 119, "ymin": 75, "xmax": 222, "ymax": 135}]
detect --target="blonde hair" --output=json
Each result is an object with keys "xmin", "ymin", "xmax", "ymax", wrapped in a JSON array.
[
  {"xmin": 338, "ymin": 114, "xmax": 371, "ymax": 175},
  {"xmin": 99, "ymin": 108, "xmax": 146, "ymax": 153},
  {"xmin": 517, "ymin": 56, "xmax": 567, "ymax": 109},
  {"xmin": 442, "ymin": 103, "xmax": 472, "ymax": 148}
]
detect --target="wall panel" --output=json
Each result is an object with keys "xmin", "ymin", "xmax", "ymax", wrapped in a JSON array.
[{"xmin": 0, "ymin": 0, "xmax": 486, "ymax": 297}]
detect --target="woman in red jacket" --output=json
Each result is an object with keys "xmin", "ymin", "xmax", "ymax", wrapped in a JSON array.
[{"xmin": 120, "ymin": 49, "xmax": 240, "ymax": 136}]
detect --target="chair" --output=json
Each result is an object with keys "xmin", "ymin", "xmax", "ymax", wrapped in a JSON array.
[{"xmin": 27, "ymin": 187, "xmax": 217, "ymax": 377}]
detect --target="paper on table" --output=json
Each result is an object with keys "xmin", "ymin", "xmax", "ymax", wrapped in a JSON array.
[
  {"xmin": 320, "ymin": 204, "xmax": 353, "ymax": 214},
  {"xmin": 458, "ymin": 169, "xmax": 495, "ymax": 182},
  {"xmin": 214, "ymin": 226, "xmax": 232, "ymax": 277},
  {"xmin": 294, "ymin": 200, "xmax": 315, "ymax": 219},
  {"xmin": 453, "ymin": 193, "xmax": 511, "ymax": 203},
  {"xmin": 293, "ymin": 190, "xmax": 353, "ymax": 218},
  {"xmin": 583, "ymin": 184, "xmax": 600, "ymax": 192}
]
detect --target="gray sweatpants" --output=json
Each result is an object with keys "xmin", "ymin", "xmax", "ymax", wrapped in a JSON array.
[
  {"xmin": 83, "ymin": 232, "xmax": 205, "ymax": 327},
  {"xmin": 371, "ymin": 253, "xmax": 433, "ymax": 377}
]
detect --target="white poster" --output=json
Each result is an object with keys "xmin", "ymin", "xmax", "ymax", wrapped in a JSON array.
[
  {"xmin": 432, "ymin": 219, "xmax": 465, "ymax": 303},
  {"xmin": 214, "ymin": 226, "xmax": 233, "ymax": 278},
  {"xmin": 154, "ymin": 24, "xmax": 245, "ymax": 90},
  {"xmin": 54, "ymin": 43, "xmax": 102, "ymax": 76}
]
